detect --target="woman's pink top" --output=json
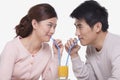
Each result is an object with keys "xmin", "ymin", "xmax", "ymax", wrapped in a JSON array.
[{"xmin": 0, "ymin": 37, "xmax": 58, "ymax": 80}]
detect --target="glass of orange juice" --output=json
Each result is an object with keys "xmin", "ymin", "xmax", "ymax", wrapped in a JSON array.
[{"xmin": 58, "ymin": 66, "xmax": 69, "ymax": 80}]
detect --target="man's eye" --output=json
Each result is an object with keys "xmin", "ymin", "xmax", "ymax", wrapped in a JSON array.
[{"xmin": 76, "ymin": 25, "xmax": 82, "ymax": 29}]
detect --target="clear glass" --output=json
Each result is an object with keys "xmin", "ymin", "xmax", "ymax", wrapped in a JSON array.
[{"xmin": 57, "ymin": 66, "xmax": 70, "ymax": 80}]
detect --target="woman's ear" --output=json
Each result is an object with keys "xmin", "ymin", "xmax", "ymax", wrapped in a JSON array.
[
  {"xmin": 93, "ymin": 22, "xmax": 102, "ymax": 32},
  {"xmin": 32, "ymin": 19, "xmax": 38, "ymax": 29}
]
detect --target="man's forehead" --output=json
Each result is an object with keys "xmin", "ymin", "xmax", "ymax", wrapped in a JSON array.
[{"xmin": 74, "ymin": 19, "xmax": 85, "ymax": 24}]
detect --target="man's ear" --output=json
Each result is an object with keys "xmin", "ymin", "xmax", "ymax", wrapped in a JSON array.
[
  {"xmin": 32, "ymin": 19, "xmax": 38, "ymax": 29},
  {"xmin": 93, "ymin": 22, "xmax": 102, "ymax": 32}
]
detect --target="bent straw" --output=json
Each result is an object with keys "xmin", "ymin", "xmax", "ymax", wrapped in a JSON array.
[
  {"xmin": 65, "ymin": 39, "xmax": 79, "ymax": 66},
  {"xmin": 51, "ymin": 37, "xmax": 61, "ymax": 66}
]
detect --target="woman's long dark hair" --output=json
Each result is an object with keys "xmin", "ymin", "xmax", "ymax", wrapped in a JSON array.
[{"xmin": 15, "ymin": 3, "xmax": 57, "ymax": 38}]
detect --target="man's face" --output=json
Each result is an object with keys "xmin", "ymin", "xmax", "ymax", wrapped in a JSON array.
[{"xmin": 74, "ymin": 19, "xmax": 98, "ymax": 46}]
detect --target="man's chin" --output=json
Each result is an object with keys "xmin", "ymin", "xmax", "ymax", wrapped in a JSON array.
[{"xmin": 80, "ymin": 42, "xmax": 87, "ymax": 46}]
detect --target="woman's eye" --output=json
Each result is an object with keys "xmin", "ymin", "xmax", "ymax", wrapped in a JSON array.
[
  {"xmin": 47, "ymin": 24, "xmax": 53, "ymax": 27},
  {"xmin": 47, "ymin": 23, "xmax": 56, "ymax": 29}
]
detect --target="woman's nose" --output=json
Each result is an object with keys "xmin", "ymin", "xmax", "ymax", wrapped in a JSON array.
[{"xmin": 50, "ymin": 27, "xmax": 55, "ymax": 34}]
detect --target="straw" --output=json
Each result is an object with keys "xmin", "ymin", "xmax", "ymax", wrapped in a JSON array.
[
  {"xmin": 65, "ymin": 39, "xmax": 79, "ymax": 66},
  {"xmin": 51, "ymin": 37, "xmax": 61, "ymax": 66}
]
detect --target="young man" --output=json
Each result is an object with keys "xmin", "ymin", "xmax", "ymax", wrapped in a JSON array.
[{"xmin": 65, "ymin": 0, "xmax": 120, "ymax": 80}]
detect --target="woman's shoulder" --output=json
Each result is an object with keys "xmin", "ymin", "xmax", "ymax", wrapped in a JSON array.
[
  {"xmin": 1, "ymin": 37, "xmax": 20, "ymax": 57},
  {"xmin": 5, "ymin": 37, "xmax": 19, "ymax": 47}
]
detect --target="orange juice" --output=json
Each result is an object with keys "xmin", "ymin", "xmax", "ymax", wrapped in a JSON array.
[{"xmin": 58, "ymin": 66, "xmax": 68, "ymax": 79}]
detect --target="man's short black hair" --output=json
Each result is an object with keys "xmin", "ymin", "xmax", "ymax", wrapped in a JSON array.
[{"xmin": 70, "ymin": 0, "xmax": 109, "ymax": 32}]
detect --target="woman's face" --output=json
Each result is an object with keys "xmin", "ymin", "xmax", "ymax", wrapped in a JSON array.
[{"xmin": 33, "ymin": 17, "xmax": 57, "ymax": 42}]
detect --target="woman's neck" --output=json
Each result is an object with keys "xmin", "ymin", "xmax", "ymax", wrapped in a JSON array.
[{"xmin": 21, "ymin": 35, "xmax": 42, "ymax": 54}]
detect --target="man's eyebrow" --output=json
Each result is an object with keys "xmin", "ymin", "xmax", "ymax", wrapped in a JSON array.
[{"xmin": 74, "ymin": 23, "xmax": 81, "ymax": 27}]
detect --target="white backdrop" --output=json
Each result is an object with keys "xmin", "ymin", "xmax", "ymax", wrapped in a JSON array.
[{"xmin": 0, "ymin": 0, "xmax": 120, "ymax": 80}]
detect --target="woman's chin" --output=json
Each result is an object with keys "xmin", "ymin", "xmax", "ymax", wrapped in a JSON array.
[{"xmin": 45, "ymin": 38, "xmax": 50, "ymax": 42}]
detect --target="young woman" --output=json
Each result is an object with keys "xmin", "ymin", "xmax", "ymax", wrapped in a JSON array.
[{"xmin": 0, "ymin": 3, "xmax": 63, "ymax": 80}]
